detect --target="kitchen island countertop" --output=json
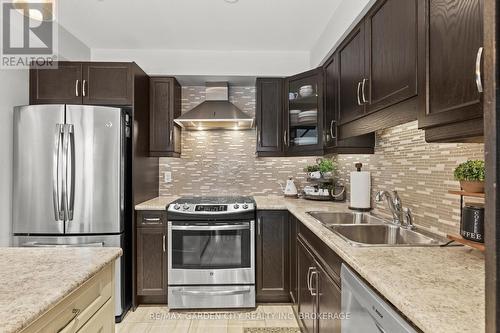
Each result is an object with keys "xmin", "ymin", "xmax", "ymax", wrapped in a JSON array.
[{"xmin": 0, "ymin": 247, "xmax": 122, "ymax": 333}]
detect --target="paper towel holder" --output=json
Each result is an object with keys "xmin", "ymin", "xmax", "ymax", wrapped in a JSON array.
[{"xmin": 348, "ymin": 163, "xmax": 373, "ymax": 212}]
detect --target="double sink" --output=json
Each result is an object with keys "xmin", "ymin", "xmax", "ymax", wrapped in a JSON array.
[{"xmin": 307, "ymin": 211, "xmax": 447, "ymax": 247}]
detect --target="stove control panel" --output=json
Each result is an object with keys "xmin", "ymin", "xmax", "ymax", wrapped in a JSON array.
[{"xmin": 168, "ymin": 201, "xmax": 255, "ymax": 214}]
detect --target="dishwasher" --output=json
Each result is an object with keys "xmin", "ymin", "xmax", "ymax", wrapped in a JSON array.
[{"xmin": 341, "ymin": 264, "xmax": 417, "ymax": 333}]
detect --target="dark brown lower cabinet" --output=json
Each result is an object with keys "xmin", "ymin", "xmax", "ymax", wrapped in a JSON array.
[
  {"xmin": 136, "ymin": 211, "xmax": 168, "ymax": 304},
  {"xmin": 298, "ymin": 239, "xmax": 317, "ymax": 333},
  {"xmin": 297, "ymin": 224, "xmax": 343, "ymax": 333},
  {"xmin": 256, "ymin": 210, "xmax": 290, "ymax": 303}
]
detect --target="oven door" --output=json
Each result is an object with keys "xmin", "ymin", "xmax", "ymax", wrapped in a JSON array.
[{"xmin": 168, "ymin": 220, "xmax": 255, "ymax": 285}]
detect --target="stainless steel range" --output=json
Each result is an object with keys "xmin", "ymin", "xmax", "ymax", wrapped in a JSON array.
[{"xmin": 167, "ymin": 196, "xmax": 256, "ymax": 309}]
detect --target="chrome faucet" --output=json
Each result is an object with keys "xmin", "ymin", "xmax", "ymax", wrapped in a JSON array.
[{"xmin": 375, "ymin": 190, "xmax": 414, "ymax": 229}]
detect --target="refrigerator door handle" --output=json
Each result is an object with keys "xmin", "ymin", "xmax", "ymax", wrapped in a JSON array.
[
  {"xmin": 67, "ymin": 125, "xmax": 75, "ymax": 221},
  {"xmin": 52, "ymin": 124, "xmax": 63, "ymax": 221},
  {"xmin": 61, "ymin": 124, "xmax": 71, "ymax": 221}
]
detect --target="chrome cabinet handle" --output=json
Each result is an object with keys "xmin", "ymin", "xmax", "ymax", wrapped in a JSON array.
[
  {"xmin": 361, "ymin": 78, "xmax": 368, "ymax": 103},
  {"xmin": 257, "ymin": 130, "xmax": 261, "ymax": 146},
  {"xmin": 357, "ymin": 82, "xmax": 362, "ymax": 106},
  {"xmin": 52, "ymin": 124, "xmax": 63, "ymax": 221},
  {"xmin": 258, "ymin": 217, "xmax": 261, "ymax": 236},
  {"xmin": 162, "ymin": 235, "xmax": 166, "ymax": 252},
  {"xmin": 171, "ymin": 224, "xmax": 250, "ymax": 231},
  {"xmin": 82, "ymin": 80, "xmax": 87, "ymax": 97},
  {"xmin": 310, "ymin": 270, "xmax": 319, "ymax": 296},
  {"xmin": 475, "ymin": 47, "xmax": 484, "ymax": 93},
  {"xmin": 57, "ymin": 308, "xmax": 81, "ymax": 333},
  {"xmin": 172, "ymin": 288, "xmax": 251, "ymax": 296},
  {"xmin": 169, "ymin": 129, "xmax": 173, "ymax": 143},
  {"xmin": 330, "ymin": 120, "xmax": 336, "ymax": 140},
  {"xmin": 75, "ymin": 80, "xmax": 79, "ymax": 97},
  {"xmin": 307, "ymin": 266, "xmax": 315, "ymax": 291},
  {"xmin": 284, "ymin": 130, "xmax": 287, "ymax": 146},
  {"xmin": 143, "ymin": 217, "xmax": 161, "ymax": 224}
]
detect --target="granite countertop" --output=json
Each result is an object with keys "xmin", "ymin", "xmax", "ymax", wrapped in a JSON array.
[
  {"xmin": 135, "ymin": 196, "xmax": 180, "ymax": 210},
  {"xmin": 135, "ymin": 195, "xmax": 485, "ymax": 333},
  {"xmin": 0, "ymin": 247, "xmax": 122, "ymax": 333}
]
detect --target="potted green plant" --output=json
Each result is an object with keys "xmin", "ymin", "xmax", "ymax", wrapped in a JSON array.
[
  {"xmin": 454, "ymin": 160, "xmax": 485, "ymax": 193},
  {"xmin": 318, "ymin": 158, "xmax": 337, "ymax": 178}
]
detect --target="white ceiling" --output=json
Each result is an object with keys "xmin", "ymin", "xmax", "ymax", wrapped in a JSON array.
[{"xmin": 58, "ymin": 0, "xmax": 342, "ymax": 51}]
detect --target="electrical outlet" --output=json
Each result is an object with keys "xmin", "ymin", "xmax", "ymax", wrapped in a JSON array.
[{"xmin": 164, "ymin": 171, "xmax": 172, "ymax": 183}]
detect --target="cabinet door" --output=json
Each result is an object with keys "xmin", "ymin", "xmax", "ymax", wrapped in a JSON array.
[
  {"xmin": 256, "ymin": 211, "xmax": 290, "ymax": 302},
  {"xmin": 29, "ymin": 62, "xmax": 82, "ymax": 104},
  {"xmin": 297, "ymin": 239, "xmax": 317, "ymax": 333},
  {"xmin": 150, "ymin": 77, "xmax": 182, "ymax": 157},
  {"xmin": 419, "ymin": 0, "xmax": 483, "ymax": 129},
  {"xmin": 256, "ymin": 78, "xmax": 284, "ymax": 155},
  {"xmin": 289, "ymin": 215, "xmax": 298, "ymax": 304},
  {"xmin": 364, "ymin": 0, "xmax": 419, "ymax": 114},
  {"xmin": 324, "ymin": 55, "xmax": 338, "ymax": 149},
  {"xmin": 285, "ymin": 68, "xmax": 324, "ymax": 154},
  {"xmin": 82, "ymin": 63, "xmax": 133, "ymax": 105},
  {"xmin": 136, "ymin": 227, "xmax": 167, "ymax": 297},
  {"xmin": 338, "ymin": 23, "xmax": 365, "ymax": 125},
  {"xmin": 317, "ymin": 265, "xmax": 342, "ymax": 333}
]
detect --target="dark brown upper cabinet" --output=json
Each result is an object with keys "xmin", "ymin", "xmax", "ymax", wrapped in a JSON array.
[
  {"xmin": 82, "ymin": 63, "xmax": 133, "ymax": 106},
  {"xmin": 256, "ymin": 78, "xmax": 284, "ymax": 156},
  {"xmin": 337, "ymin": 23, "xmax": 366, "ymax": 126},
  {"xmin": 29, "ymin": 62, "xmax": 83, "ymax": 105},
  {"xmin": 30, "ymin": 61, "xmax": 137, "ymax": 106},
  {"xmin": 256, "ymin": 210, "xmax": 290, "ymax": 303},
  {"xmin": 364, "ymin": 0, "xmax": 420, "ymax": 114},
  {"xmin": 419, "ymin": 0, "xmax": 484, "ymax": 142},
  {"xmin": 336, "ymin": 0, "xmax": 423, "ymax": 139},
  {"xmin": 324, "ymin": 54, "xmax": 375, "ymax": 154},
  {"xmin": 285, "ymin": 68, "xmax": 325, "ymax": 155},
  {"xmin": 149, "ymin": 77, "xmax": 182, "ymax": 157}
]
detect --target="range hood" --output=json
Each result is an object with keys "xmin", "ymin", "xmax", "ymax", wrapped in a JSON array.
[{"xmin": 174, "ymin": 82, "xmax": 254, "ymax": 130}]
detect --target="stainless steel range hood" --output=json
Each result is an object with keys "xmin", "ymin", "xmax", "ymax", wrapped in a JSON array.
[{"xmin": 174, "ymin": 82, "xmax": 254, "ymax": 130}]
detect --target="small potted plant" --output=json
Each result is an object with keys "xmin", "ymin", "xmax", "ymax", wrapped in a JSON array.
[
  {"xmin": 454, "ymin": 160, "xmax": 485, "ymax": 193},
  {"xmin": 318, "ymin": 158, "xmax": 337, "ymax": 179}
]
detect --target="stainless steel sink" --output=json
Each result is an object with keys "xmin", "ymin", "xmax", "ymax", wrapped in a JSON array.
[
  {"xmin": 329, "ymin": 224, "xmax": 442, "ymax": 247},
  {"xmin": 307, "ymin": 211, "xmax": 447, "ymax": 247},
  {"xmin": 307, "ymin": 211, "xmax": 386, "ymax": 226}
]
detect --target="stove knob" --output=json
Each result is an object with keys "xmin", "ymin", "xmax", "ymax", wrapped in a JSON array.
[
  {"xmin": 233, "ymin": 204, "xmax": 240, "ymax": 209},
  {"xmin": 174, "ymin": 204, "xmax": 180, "ymax": 210},
  {"xmin": 182, "ymin": 203, "xmax": 190, "ymax": 210},
  {"xmin": 242, "ymin": 204, "xmax": 249, "ymax": 209}
]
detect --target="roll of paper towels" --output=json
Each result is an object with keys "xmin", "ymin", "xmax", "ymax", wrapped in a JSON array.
[{"xmin": 350, "ymin": 164, "xmax": 371, "ymax": 210}]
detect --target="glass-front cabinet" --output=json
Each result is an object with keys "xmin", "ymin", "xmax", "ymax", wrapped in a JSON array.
[{"xmin": 285, "ymin": 68, "xmax": 324, "ymax": 154}]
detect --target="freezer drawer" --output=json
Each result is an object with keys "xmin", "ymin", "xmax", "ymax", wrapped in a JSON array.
[
  {"xmin": 341, "ymin": 264, "xmax": 417, "ymax": 333},
  {"xmin": 13, "ymin": 234, "xmax": 125, "ymax": 318}
]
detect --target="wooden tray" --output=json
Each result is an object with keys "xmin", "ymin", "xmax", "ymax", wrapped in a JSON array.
[{"xmin": 447, "ymin": 234, "xmax": 485, "ymax": 252}]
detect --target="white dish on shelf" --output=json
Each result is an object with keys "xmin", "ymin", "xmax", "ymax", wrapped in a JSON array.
[
  {"xmin": 294, "ymin": 137, "xmax": 318, "ymax": 145},
  {"xmin": 298, "ymin": 110, "xmax": 318, "ymax": 117},
  {"xmin": 299, "ymin": 90, "xmax": 314, "ymax": 97},
  {"xmin": 290, "ymin": 109, "xmax": 301, "ymax": 114}
]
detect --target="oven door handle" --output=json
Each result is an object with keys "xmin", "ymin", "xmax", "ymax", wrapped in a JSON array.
[
  {"xmin": 172, "ymin": 288, "xmax": 251, "ymax": 296},
  {"xmin": 170, "ymin": 225, "xmax": 250, "ymax": 231}
]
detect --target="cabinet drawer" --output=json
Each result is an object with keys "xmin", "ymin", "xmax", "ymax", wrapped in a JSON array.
[
  {"xmin": 22, "ymin": 264, "xmax": 113, "ymax": 333},
  {"xmin": 76, "ymin": 299, "xmax": 115, "ymax": 333},
  {"xmin": 137, "ymin": 211, "xmax": 167, "ymax": 227}
]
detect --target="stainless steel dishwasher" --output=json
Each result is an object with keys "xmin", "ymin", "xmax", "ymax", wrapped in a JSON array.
[{"xmin": 341, "ymin": 264, "xmax": 417, "ymax": 333}]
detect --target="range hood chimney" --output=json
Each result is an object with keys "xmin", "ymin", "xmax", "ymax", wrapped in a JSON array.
[{"xmin": 174, "ymin": 82, "xmax": 254, "ymax": 130}]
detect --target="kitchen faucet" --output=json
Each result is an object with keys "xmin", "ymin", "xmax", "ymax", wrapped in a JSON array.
[{"xmin": 375, "ymin": 190, "xmax": 414, "ymax": 229}]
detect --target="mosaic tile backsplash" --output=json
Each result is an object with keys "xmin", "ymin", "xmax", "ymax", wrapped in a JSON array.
[
  {"xmin": 334, "ymin": 121, "xmax": 484, "ymax": 236},
  {"xmin": 159, "ymin": 86, "xmax": 484, "ymax": 236},
  {"xmin": 159, "ymin": 86, "xmax": 320, "ymax": 196}
]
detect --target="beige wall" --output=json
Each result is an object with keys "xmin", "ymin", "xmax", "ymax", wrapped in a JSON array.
[{"xmin": 335, "ymin": 121, "xmax": 484, "ymax": 236}]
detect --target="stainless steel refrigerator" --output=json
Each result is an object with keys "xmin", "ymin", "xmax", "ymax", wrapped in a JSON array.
[{"xmin": 12, "ymin": 104, "xmax": 131, "ymax": 320}]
